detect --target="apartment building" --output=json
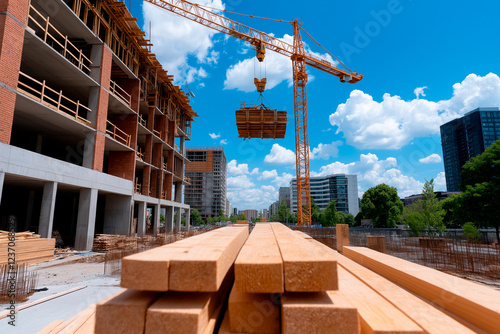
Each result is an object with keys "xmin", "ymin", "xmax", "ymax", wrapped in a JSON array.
[
  {"xmin": 0, "ymin": 0, "xmax": 196, "ymax": 250},
  {"xmin": 184, "ymin": 147, "xmax": 227, "ymax": 220}
]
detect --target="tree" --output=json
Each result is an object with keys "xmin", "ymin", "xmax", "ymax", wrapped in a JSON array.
[
  {"xmin": 323, "ymin": 200, "xmax": 339, "ymax": 227},
  {"xmin": 337, "ymin": 212, "xmax": 355, "ymax": 226},
  {"xmin": 360, "ymin": 184, "xmax": 403, "ymax": 228},
  {"xmin": 239, "ymin": 213, "xmax": 247, "ymax": 220},
  {"xmin": 463, "ymin": 222, "xmax": 480, "ymax": 242},
  {"xmin": 229, "ymin": 215, "xmax": 238, "ymax": 223},
  {"xmin": 308, "ymin": 198, "xmax": 322, "ymax": 224},
  {"xmin": 404, "ymin": 200, "xmax": 426, "ymax": 236},
  {"xmin": 459, "ymin": 139, "xmax": 500, "ymax": 243},
  {"xmin": 191, "ymin": 209, "xmax": 203, "ymax": 225},
  {"xmin": 440, "ymin": 195, "xmax": 463, "ymax": 228},
  {"xmin": 278, "ymin": 199, "xmax": 292, "ymax": 224}
]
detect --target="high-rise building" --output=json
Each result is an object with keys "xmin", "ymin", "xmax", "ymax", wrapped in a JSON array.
[
  {"xmin": 440, "ymin": 107, "xmax": 500, "ymax": 191},
  {"xmin": 184, "ymin": 147, "xmax": 227, "ymax": 220},
  {"xmin": 290, "ymin": 174, "xmax": 359, "ymax": 216},
  {"xmin": 240, "ymin": 209, "xmax": 258, "ymax": 221},
  {"xmin": 279, "ymin": 186, "xmax": 291, "ymax": 208},
  {"xmin": 0, "ymin": 0, "xmax": 196, "ymax": 250}
]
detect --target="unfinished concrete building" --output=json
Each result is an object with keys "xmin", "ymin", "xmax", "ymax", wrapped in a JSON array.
[
  {"xmin": 0, "ymin": 0, "xmax": 197, "ymax": 250},
  {"xmin": 184, "ymin": 147, "xmax": 227, "ymax": 221}
]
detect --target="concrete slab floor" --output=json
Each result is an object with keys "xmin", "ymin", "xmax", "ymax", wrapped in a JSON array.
[{"xmin": 0, "ymin": 253, "xmax": 122, "ymax": 333}]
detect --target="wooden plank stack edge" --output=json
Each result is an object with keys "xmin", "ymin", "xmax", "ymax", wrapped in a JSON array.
[
  {"xmin": 38, "ymin": 223, "xmax": 500, "ymax": 333},
  {"xmin": 0, "ymin": 230, "xmax": 55, "ymax": 265}
]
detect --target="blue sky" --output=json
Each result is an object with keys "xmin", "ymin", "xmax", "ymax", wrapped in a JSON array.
[{"xmin": 129, "ymin": 0, "xmax": 500, "ymax": 211}]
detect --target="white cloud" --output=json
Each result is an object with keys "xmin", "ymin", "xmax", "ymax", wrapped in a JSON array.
[
  {"xmin": 419, "ymin": 153, "xmax": 442, "ymax": 164},
  {"xmin": 264, "ymin": 144, "xmax": 295, "ymax": 165},
  {"xmin": 227, "ymin": 185, "xmax": 277, "ymax": 210},
  {"xmin": 224, "ymin": 34, "xmax": 336, "ymax": 92},
  {"xmin": 259, "ymin": 170, "xmax": 278, "ymax": 180},
  {"xmin": 250, "ymin": 168, "xmax": 260, "ymax": 175},
  {"xmin": 272, "ymin": 172, "xmax": 294, "ymax": 187},
  {"xmin": 310, "ymin": 140, "xmax": 342, "ymax": 160},
  {"xmin": 220, "ymin": 139, "xmax": 228, "ymax": 145},
  {"xmin": 434, "ymin": 172, "xmax": 447, "ymax": 191},
  {"xmin": 330, "ymin": 73, "xmax": 500, "ymax": 150},
  {"xmin": 143, "ymin": 0, "xmax": 224, "ymax": 83},
  {"xmin": 227, "ymin": 160, "xmax": 249, "ymax": 175},
  {"xmin": 314, "ymin": 153, "xmax": 424, "ymax": 198},
  {"xmin": 227, "ymin": 175, "xmax": 254, "ymax": 188},
  {"xmin": 414, "ymin": 86, "xmax": 428, "ymax": 99},
  {"xmin": 209, "ymin": 133, "xmax": 221, "ymax": 139}
]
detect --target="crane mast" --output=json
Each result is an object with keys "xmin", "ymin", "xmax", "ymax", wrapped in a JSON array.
[{"xmin": 145, "ymin": 0, "xmax": 363, "ymax": 225}]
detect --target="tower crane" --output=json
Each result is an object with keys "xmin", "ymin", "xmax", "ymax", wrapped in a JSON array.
[{"xmin": 145, "ymin": 0, "xmax": 363, "ymax": 225}]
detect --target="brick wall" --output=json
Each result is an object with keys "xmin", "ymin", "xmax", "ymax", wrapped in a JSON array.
[
  {"xmin": 142, "ymin": 165, "xmax": 151, "ymax": 196},
  {"xmin": 0, "ymin": 0, "xmax": 30, "ymax": 23},
  {"xmin": 0, "ymin": 88, "xmax": 16, "ymax": 143},
  {"xmin": 108, "ymin": 151, "xmax": 135, "ymax": 181},
  {"xmin": 92, "ymin": 132, "xmax": 105, "ymax": 171}
]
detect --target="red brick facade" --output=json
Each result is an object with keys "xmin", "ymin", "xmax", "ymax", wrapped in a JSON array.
[{"xmin": 108, "ymin": 151, "xmax": 135, "ymax": 181}]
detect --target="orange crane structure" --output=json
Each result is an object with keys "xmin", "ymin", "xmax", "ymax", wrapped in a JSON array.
[{"xmin": 145, "ymin": 0, "xmax": 363, "ymax": 225}]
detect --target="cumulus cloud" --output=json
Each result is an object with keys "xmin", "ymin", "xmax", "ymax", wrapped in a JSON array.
[
  {"xmin": 227, "ymin": 175, "xmax": 254, "ymax": 188},
  {"xmin": 259, "ymin": 170, "xmax": 278, "ymax": 180},
  {"xmin": 209, "ymin": 133, "xmax": 221, "ymax": 139},
  {"xmin": 272, "ymin": 172, "xmax": 294, "ymax": 187},
  {"xmin": 227, "ymin": 160, "xmax": 249, "ymax": 175},
  {"xmin": 310, "ymin": 140, "xmax": 342, "ymax": 160},
  {"xmin": 313, "ymin": 153, "xmax": 424, "ymax": 198},
  {"xmin": 227, "ymin": 185, "xmax": 277, "ymax": 209},
  {"xmin": 250, "ymin": 168, "xmax": 260, "ymax": 175},
  {"xmin": 419, "ymin": 153, "xmax": 442, "ymax": 164},
  {"xmin": 264, "ymin": 144, "xmax": 296, "ymax": 165},
  {"xmin": 224, "ymin": 34, "xmax": 336, "ymax": 92},
  {"xmin": 143, "ymin": 0, "xmax": 224, "ymax": 83},
  {"xmin": 330, "ymin": 73, "xmax": 500, "ymax": 150},
  {"xmin": 220, "ymin": 139, "xmax": 228, "ymax": 145},
  {"xmin": 433, "ymin": 172, "xmax": 447, "ymax": 191},
  {"xmin": 414, "ymin": 86, "xmax": 428, "ymax": 99}
]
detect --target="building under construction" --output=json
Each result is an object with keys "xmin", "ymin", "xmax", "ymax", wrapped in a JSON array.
[{"xmin": 0, "ymin": 0, "xmax": 197, "ymax": 250}]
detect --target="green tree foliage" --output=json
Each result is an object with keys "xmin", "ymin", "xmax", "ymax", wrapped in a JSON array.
[
  {"xmin": 322, "ymin": 200, "xmax": 339, "ymax": 227},
  {"xmin": 278, "ymin": 199, "xmax": 292, "ymax": 224},
  {"xmin": 309, "ymin": 198, "xmax": 322, "ymax": 224},
  {"xmin": 440, "ymin": 195, "xmax": 463, "ymax": 228},
  {"xmin": 360, "ymin": 184, "xmax": 403, "ymax": 228},
  {"xmin": 462, "ymin": 222, "xmax": 480, "ymax": 242},
  {"xmin": 336, "ymin": 212, "xmax": 355, "ymax": 226},
  {"xmin": 403, "ymin": 179, "xmax": 445, "ymax": 236},
  {"xmin": 229, "ymin": 215, "xmax": 238, "ymax": 223},
  {"xmin": 191, "ymin": 209, "xmax": 203, "ymax": 225},
  {"xmin": 239, "ymin": 213, "xmax": 247, "ymax": 220},
  {"xmin": 458, "ymin": 139, "xmax": 500, "ymax": 242}
]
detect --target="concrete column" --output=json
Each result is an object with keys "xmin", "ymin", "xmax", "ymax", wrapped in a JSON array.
[
  {"xmin": 165, "ymin": 206, "xmax": 174, "ymax": 233},
  {"xmin": 180, "ymin": 136, "xmax": 186, "ymax": 156},
  {"xmin": 0, "ymin": 172, "xmax": 4, "ymax": 206},
  {"xmin": 153, "ymin": 203, "xmax": 160, "ymax": 236},
  {"xmin": 137, "ymin": 201, "xmax": 147, "ymax": 237},
  {"xmin": 82, "ymin": 132, "xmax": 96, "ymax": 169},
  {"xmin": 103, "ymin": 194, "xmax": 132, "ymax": 235},
  {"xmin": 75, "ymin": 188, "xmax": 98, "ymax": 251},
  {"xmin": 175, "ymin": 207, "xmax": 182, "ymax": 233},
  {"xmin": 174, "ymin": 182, "xmax": 183, "ymax": 202},
  {"xmin": 38, "ymin": 182, "xmax": 57, "ymax": 238},
  {"xmin": 185, "ymin": 208, "xmax": 190, "ymax": 232}
]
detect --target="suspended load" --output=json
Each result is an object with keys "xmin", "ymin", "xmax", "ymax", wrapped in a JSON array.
[{"xmin": 236, "ymin": 102, "xmax": 287, "ymax": 139}]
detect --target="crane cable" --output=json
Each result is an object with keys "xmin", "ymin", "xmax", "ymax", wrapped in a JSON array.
[{"xmin": 195, "ymin": 3, "xmax": 292, "ymax": 24}]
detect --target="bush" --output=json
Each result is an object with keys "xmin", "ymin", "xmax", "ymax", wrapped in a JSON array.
[{"xmin": 463, "ymin": 222, "xmax": 480, "ymax": 242}]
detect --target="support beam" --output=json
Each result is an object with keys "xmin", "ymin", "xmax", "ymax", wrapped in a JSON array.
[
  {"xmin": 153, "ymin": 204, "xmax": 160, "ymax": 236},
  {"xmin": 0, "ymin": 172, "xmax": 4, "ymax": 205},
  {"xmin": 75, "ymin": 188, "xmax": 98, "ymax": 251},
  {"xmin": 336, "ymin": 224, "xmax": 349, "ymax": 253},
  {"xmin": 103, "ymin": 194, "xmax": 132, "ymax": 235},
  {"xmin": 137, "ymin": 202, "xmax": 147, "ymax": 237},
  {"xmin": 174, "ymin": 182, "xmax": 182, "ymax": 202},
  {"xmin": 175, "ymin": 207, "xmax": 181, "ymax": 233},
  {"xmin": 185, "ymin": 208, "xmax": 190, "ymax": 232},
  {"xmin": 39, "ymin": 182, "xmax": 58, "ymax": 238},
  {"xmin": 165, "ymin": 206, "xmax": 174, "ymax": 233}
]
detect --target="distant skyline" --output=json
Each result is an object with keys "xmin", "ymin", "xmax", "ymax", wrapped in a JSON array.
[{"xmin": 129, "ymin": 0, "xmax": 500, "ymax": 210}]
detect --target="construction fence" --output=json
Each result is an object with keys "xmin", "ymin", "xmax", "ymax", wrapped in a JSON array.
[{"xmin": 290, "ymin": 225, "xmax": 500, "ymax": 279}]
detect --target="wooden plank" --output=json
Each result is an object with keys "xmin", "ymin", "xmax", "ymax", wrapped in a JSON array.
[
  {"xmin": 367, "ymin": 236, "xmax": 386, "ymax": 253},
  {"xmin": 145, "ymin": 271, "xmax": 232, "ymax": 334},
  {"xmin": 95, "ymin": 289, "xmax": 161, "ymax": 334},
  {"xmin": 219, "ymin": 310, "xmax": 245, "ymax": 334},
  {"xmin": 228, "ymin": 288, "xmax": 280, "ymax": 334},
  {"xmin": 234, "ymin": 223, "xmax": 284, "ymax": 293},
  {"xmin": 336, "ymin": 266, "xmax": 423, "ymax": 333},
  {"xmin": 121, "ymin": 227, "xmax": 248, "ymax": 292},
  {"xmin": 0, "ymin": 286, "xmax": 86, "ymax": 320},
  {"xmin": 73, "ymin": 311, "xmax": 96, "ymax": 334},
  {"xmin": 343, "ymin": 246, "xmax": 500, "ymax": 334},
  {"xmin": 168, "ymin": 227, "xmax": 248, "ymax": 292},
  {"xmin": 36, "ymin": 319, "xmax": 64, "ymax": 334},
  {"xmin": 281, "ymin": 291, "xmax": 359, "ymax": 334},
  {"xmin": 58, "ymin": 304, "xmax": 96, "ymax": 334},
  {"xmin": 335, "ymin": 224, "xmax": 349, "ymax": 252},
  {"xmin": 270, "ymin": 223, "xmax": 337, "ymax": 292}
]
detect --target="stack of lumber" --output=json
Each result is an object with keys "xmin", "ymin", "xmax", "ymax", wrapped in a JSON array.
[
  {"xmin": 38, "ymin": 222, "xmax": 500, "ymax": 333},
  {"xmin": 0, "ymin": 231, "xmax": 55, "ymax": 265},
  {"xmin": 37, "ymin": 304, "xmax": 96, "ymax": 334},
  {"xmin": 91, "ymin": 234, "xmax": 138, "ymax": 252},
  {"xmin": 95, "ymin": 225, "xmax": 249, "ymax": 334},
  {"xmin": 235, "ymin": 107, "xmax": 287, "ymax": 139}
]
